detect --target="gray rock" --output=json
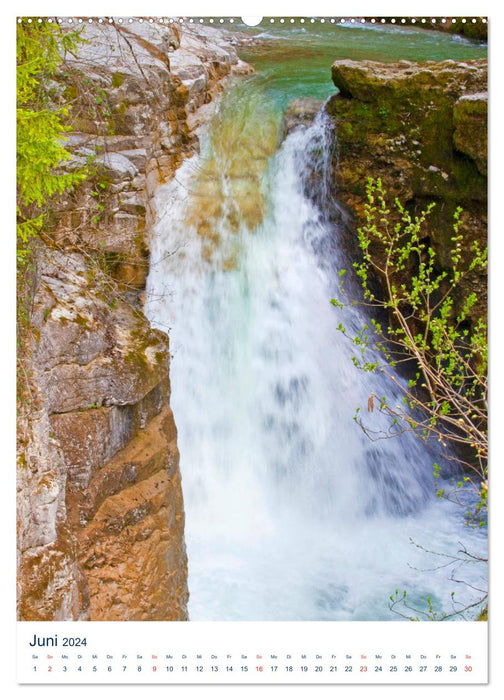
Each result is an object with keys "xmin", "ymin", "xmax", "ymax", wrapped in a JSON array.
[{"xmin": 95, "ymin": 152, "xmax": 138, "ymax": 180}]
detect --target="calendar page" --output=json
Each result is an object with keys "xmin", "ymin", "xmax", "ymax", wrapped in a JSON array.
[{"xmin": 14, "ymin": 1, "xmax": 491, "ymax": 692}]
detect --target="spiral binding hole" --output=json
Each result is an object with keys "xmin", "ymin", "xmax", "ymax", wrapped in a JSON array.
[{"xmin": 17, "ymin": 17, "xmax": 488, "ymax": 28}]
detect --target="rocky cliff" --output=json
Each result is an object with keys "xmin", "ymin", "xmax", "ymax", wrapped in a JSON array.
[
  {"xmin": 324, "ymin": 58, "xmax": 487, "ymax": 323},
  {"xmin": 17, "ymin": 20, "xmax": 251, "ymax": 621}
]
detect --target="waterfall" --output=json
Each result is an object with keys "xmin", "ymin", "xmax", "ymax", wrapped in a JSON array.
[{"xmin": 145, "ymin": 85, "xmax": 486, "ymax": 621}]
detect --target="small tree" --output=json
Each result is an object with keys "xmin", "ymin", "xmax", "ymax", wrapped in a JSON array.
[
  {"xmin": 16, "ymin": 19, "xmax": 86, "ymax": 259},
  {"xmin": 16, "ymin": 19, "xmax": 89, "ymax": 408},
  {"xmin": 331, "ymin": 178, "xmax": 488, "ymax": 523}
]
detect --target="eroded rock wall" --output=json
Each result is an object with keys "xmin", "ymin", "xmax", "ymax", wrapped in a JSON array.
[
  {"xmin": 17, "ymin": 21, "xmax": 251, "ymax": 621},
  {"xmin": 326, "ymin": 58, "xmax": 487, "ymax": 322}
]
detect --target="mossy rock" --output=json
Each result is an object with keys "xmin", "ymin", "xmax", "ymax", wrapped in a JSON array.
[
  {"xmin": 453, "ymin": 94, "xmax": 488, "ymax": 174},
  {"xmin": 325, "ymin": 58, "xmax": 487, "ymax": 332}
]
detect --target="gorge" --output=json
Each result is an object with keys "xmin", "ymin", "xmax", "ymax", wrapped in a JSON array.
[{"xmin": 17, "ymin": 18, "xmax": 487, "ymax": 622}]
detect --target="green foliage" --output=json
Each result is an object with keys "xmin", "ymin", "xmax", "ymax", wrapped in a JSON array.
[
  {"xmin": 16, "ymin": 20, "xmax": 89, "ymax": 410},
  {"xmin": 331, "ymin": 178, "xmax": 487, "ymax": 520},
  {"xmin": 16, "ymin": 19, "xmax": 87, "ymax": 256},
  {"xmin": 389, "ymin": 588, "xmax": 486, "ymax": 621},
  {"xmin": 387, "ymin": 539, "xmax": 487, "ymax": 621}
]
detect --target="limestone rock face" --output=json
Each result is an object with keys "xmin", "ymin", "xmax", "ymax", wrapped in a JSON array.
[
  {"xmin": 17, "ymin": 245, "xmax": 186, "ymax": 621},
  {"xmin": 17, "ymin": 21, "xmax": 251, "ymax": 621},
  {"xmin": 53, "ymin": 22, "xmax": 252, "ymax": 295},
  {"xmin": 325, "ymin": 58, "xmax": 487, "ymax": 323}
]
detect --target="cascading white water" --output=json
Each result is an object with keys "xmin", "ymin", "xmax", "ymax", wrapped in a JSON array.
[{"xmin": 145, "ymin": 93, "xmax": 486, "ymax": 621}]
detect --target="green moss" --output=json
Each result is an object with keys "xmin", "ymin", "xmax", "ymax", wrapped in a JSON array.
[
  {"xmin": 476, "ymin": 605, "xmax": 488, "ymax": 621},
  {"xmin": 64, "ymin": 84, "xmax": 79, "ymax": 101},
  {"xmin": 75, "ymin": 314, "xmax": 90, "ymax": 329},
  {"xmin": 125, "ymin": 348, "xmax": 149, "ymax": 369},
  {"xmin": 330, "ymin": 82, "xmax": 485, "ymax": 200},
  {"xmin": 448, "ymin": 20, "xmax": 487, "ymax": 41},
  {"xmin": 326, "ymin": 63, "xmax": 487, "ymax": 325},
  {"xmin": 111, "ymin": 72, "xmax": 125, "ymax": 88},
  {"xmin": 103, "ymin": 250, "xmax": 127, "ymax": 274},
  {"xmin": 353, "ymin": 103, "xmax": 371, "ymax": 119},
  {"xmin": 130, "ymin": 323, "xmax": 148, "ymax": 341},
  {"xmin": 113, "ymin": 100, "xmax": 128, "ymax": 115},
  {"xmin": 454, "ymin": 99, "xmax": 487, "ymax": 119}
]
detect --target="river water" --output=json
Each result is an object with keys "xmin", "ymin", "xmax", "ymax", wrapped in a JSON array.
[{"xmin": 145, "ymin": 22, "xmax": 487, "ymax": 621}]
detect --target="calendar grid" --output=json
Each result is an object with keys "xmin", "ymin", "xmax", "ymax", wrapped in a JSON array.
[{"xmin": 17, "ymin": 621, "xmax": 488, "ymax": 684}]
